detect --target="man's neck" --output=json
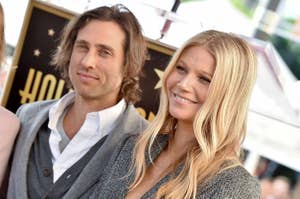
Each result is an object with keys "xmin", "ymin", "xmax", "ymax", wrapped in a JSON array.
[
  {"xmin": 62, "ymin": 102, "xmax": 85, "ymax": 139},
  {"xmin": 61, "ymin": 95, "xmax": 122, "ymax": 139},
  {"xmin": 73, "ymin": 95, "xmax": 117, "ymax": 113}
]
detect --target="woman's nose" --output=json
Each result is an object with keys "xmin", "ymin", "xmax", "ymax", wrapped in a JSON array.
[{"xmin": 176, "ymin": 76, "xmax": 193, "ymax": 90}]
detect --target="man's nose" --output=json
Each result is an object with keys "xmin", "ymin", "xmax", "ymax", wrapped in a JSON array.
[{"xmin": 81, "ymin": 50, "xmax": 97, "ymax": 68}]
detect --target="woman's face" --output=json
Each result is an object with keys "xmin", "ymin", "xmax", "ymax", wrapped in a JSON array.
[{"xmin": 166, "ymin": 46, "xmax": 215, "ymax": 124}]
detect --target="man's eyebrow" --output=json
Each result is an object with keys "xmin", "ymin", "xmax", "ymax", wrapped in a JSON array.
[
  {"xmin": 95, "ymin": 44, "xmax": 114, "ymax": 53},
  {"xmin": 74, "ymin": 40, "xmax": 89, "ymax": 45},
  {"xmin": 74, "ymin": 40, "xmax": 114, "ymax": 52}
]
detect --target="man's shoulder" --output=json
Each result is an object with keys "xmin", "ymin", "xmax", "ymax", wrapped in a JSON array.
[
  {"xmin": 125, "ymin": 104, "xmax": 145, "ymax": 119},
  {"xmin": 21, "ymin": 99, "xmax": 58, "ymax": 108},
  {"xmin": 122, "ymin": 104, "xmax": 148, "ymax": 127},
  {"xmin": 17, "ymin": 99, "xmax": 58, "ymax": 113}
]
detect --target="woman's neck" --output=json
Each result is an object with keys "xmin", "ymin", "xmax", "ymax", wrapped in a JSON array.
[{"xmin": 169, "ymin": 122, "xmax": 197, "ymax": 156}]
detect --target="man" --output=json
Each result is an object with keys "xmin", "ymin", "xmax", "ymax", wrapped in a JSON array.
[{"xmin": 8, "ymin": 4, "xmax": 148, "ymax": 199}]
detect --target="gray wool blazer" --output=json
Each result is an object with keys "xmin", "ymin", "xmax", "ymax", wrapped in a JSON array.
[{"xmin": 7, "ymin": 99, "xmax": 148, "ymax": 199}]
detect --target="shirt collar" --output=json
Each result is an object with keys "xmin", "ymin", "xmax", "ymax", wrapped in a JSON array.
[
  {"xmin": 48, "ymin": 91, "xmax": 75, "ymax": 130},
  {"xmin": 48, "ymin": 91, "xmax": 126, "ymax": 136},
  {"xmin": 97, "ymin": 98, "xmax": 126, "ymax": 136}
]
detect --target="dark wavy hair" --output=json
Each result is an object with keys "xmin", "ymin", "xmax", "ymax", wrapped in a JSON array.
[{"xmin": 51, "ymin": 4, "xmax": 147, "ymax": 104}]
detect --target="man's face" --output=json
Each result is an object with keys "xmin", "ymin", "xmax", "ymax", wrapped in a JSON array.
[{"xmin": 69, "ymin": 20, "xmax": 125, "ymax": 109}]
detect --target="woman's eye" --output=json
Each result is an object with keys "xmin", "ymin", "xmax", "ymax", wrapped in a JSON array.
[
  {"xmin": 175, "ymin": 65, "xmax": 185, "ymax": 73},
  {"xmin": 198, "ymin": 76, "xmax": 211, "ymax": 84}
]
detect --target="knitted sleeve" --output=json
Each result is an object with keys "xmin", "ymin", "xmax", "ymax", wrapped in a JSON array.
[{"xmin": 196, "ymin": 166, "xmax": 260, "ymax": 199}]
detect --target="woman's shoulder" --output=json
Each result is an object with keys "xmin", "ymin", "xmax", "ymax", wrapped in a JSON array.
[
  {"xmin": 217, "ymin": 165, "xmax": 260, "ymax": 188},
  {"xmin": 197, "ymin": 165, "xmax": 260, "ymax": 198},
  {"xmin": 89, "ymin": 135, "xmax": 139, "ymax": 198},
  {"xmin": 122, "ymin": 134, "xmax": 139, "ymax": 150},
  {"xmin": 0, "ymin": 106, "xmax": 20, "ymax": 134},
  {"xmin": 109, "ymin": 134, "xmax": 139, "ymax": 163}
]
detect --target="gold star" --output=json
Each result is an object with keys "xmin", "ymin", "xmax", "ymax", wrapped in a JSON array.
[
  {"xmin": 48, "ymin": 29, "xmax": 55, "ymax": 36},
  {"xmin": 33, "ymin": 49, "xmax": 41, "ymax": 57},
  {"xmin": 154, "ymin": 68, "xmax": 164, "ymax": 89}
]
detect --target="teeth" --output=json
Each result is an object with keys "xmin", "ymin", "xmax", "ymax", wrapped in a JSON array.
[{"xmin": 174, "ymin": 94, "xmax": 195, "ymax": 104}]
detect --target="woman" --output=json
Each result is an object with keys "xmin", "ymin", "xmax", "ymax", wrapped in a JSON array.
[
  {"xmin": 90, "ymin": 30, "xmax": 260, "ymax": 198},
  {"xmin": 0, "ymin": 2, "xmax": 20, "ymax": 185}
]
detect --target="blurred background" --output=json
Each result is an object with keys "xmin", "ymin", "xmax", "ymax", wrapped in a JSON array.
[{"xmin": 1, "ymin": 0, "xmax": 300, "ymax": 198}]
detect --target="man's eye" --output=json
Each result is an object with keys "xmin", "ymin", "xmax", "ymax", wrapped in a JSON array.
[
  {"xmin": 98, "ymin": 50, "xmax": 112, "ymax": 57},
  {"xmin": 75, "ymin": 44, "xmax": 88, "ymax": 50}
]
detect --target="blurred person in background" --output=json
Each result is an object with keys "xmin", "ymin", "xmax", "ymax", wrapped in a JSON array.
[
  {"xmin": 0, "ymin": 2, "xmax": 20, "ymax": 186},
  {"xmin": 291, "ymin": 178, "xmax": 300, "ymax": 199},
  {"xmin": 272, "ymin": 176, "xmax": 292, "ymax": 199},
  {"xmin": 260, "ymin": 178, "xmax": 274, "ymax": 199},
  {"xmin": 260, "ymin": 176, "xmax": 292, "ymax": 199}
]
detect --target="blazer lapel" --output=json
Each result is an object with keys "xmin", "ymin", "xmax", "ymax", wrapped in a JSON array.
[{"xmin": 64, "ymin": 105, "xmax": 146, "ymax": 199}]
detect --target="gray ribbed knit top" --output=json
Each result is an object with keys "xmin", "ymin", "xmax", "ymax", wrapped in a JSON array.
[{"xmin": 89, "ymin": 135, "xmax": 260, "ymax": 199}]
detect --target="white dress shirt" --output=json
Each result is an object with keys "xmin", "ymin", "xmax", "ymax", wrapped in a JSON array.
[{"xmin": 48, "ymin": 92, "xmax": 126, "ymax": 182}]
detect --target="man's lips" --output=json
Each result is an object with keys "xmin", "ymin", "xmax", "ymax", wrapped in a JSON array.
[{"xmin": 77, "ymin": 71, "xmax": 99, "ymax": 80}]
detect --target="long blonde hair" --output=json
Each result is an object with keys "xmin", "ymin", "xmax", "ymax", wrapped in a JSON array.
[
  {"xmin": 0, "ymin": 3, "xmax": 5, "ymax": 65},
  {"xmin": 129, "ymin": 30, "xmax": 257, "ymax": 199}
]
